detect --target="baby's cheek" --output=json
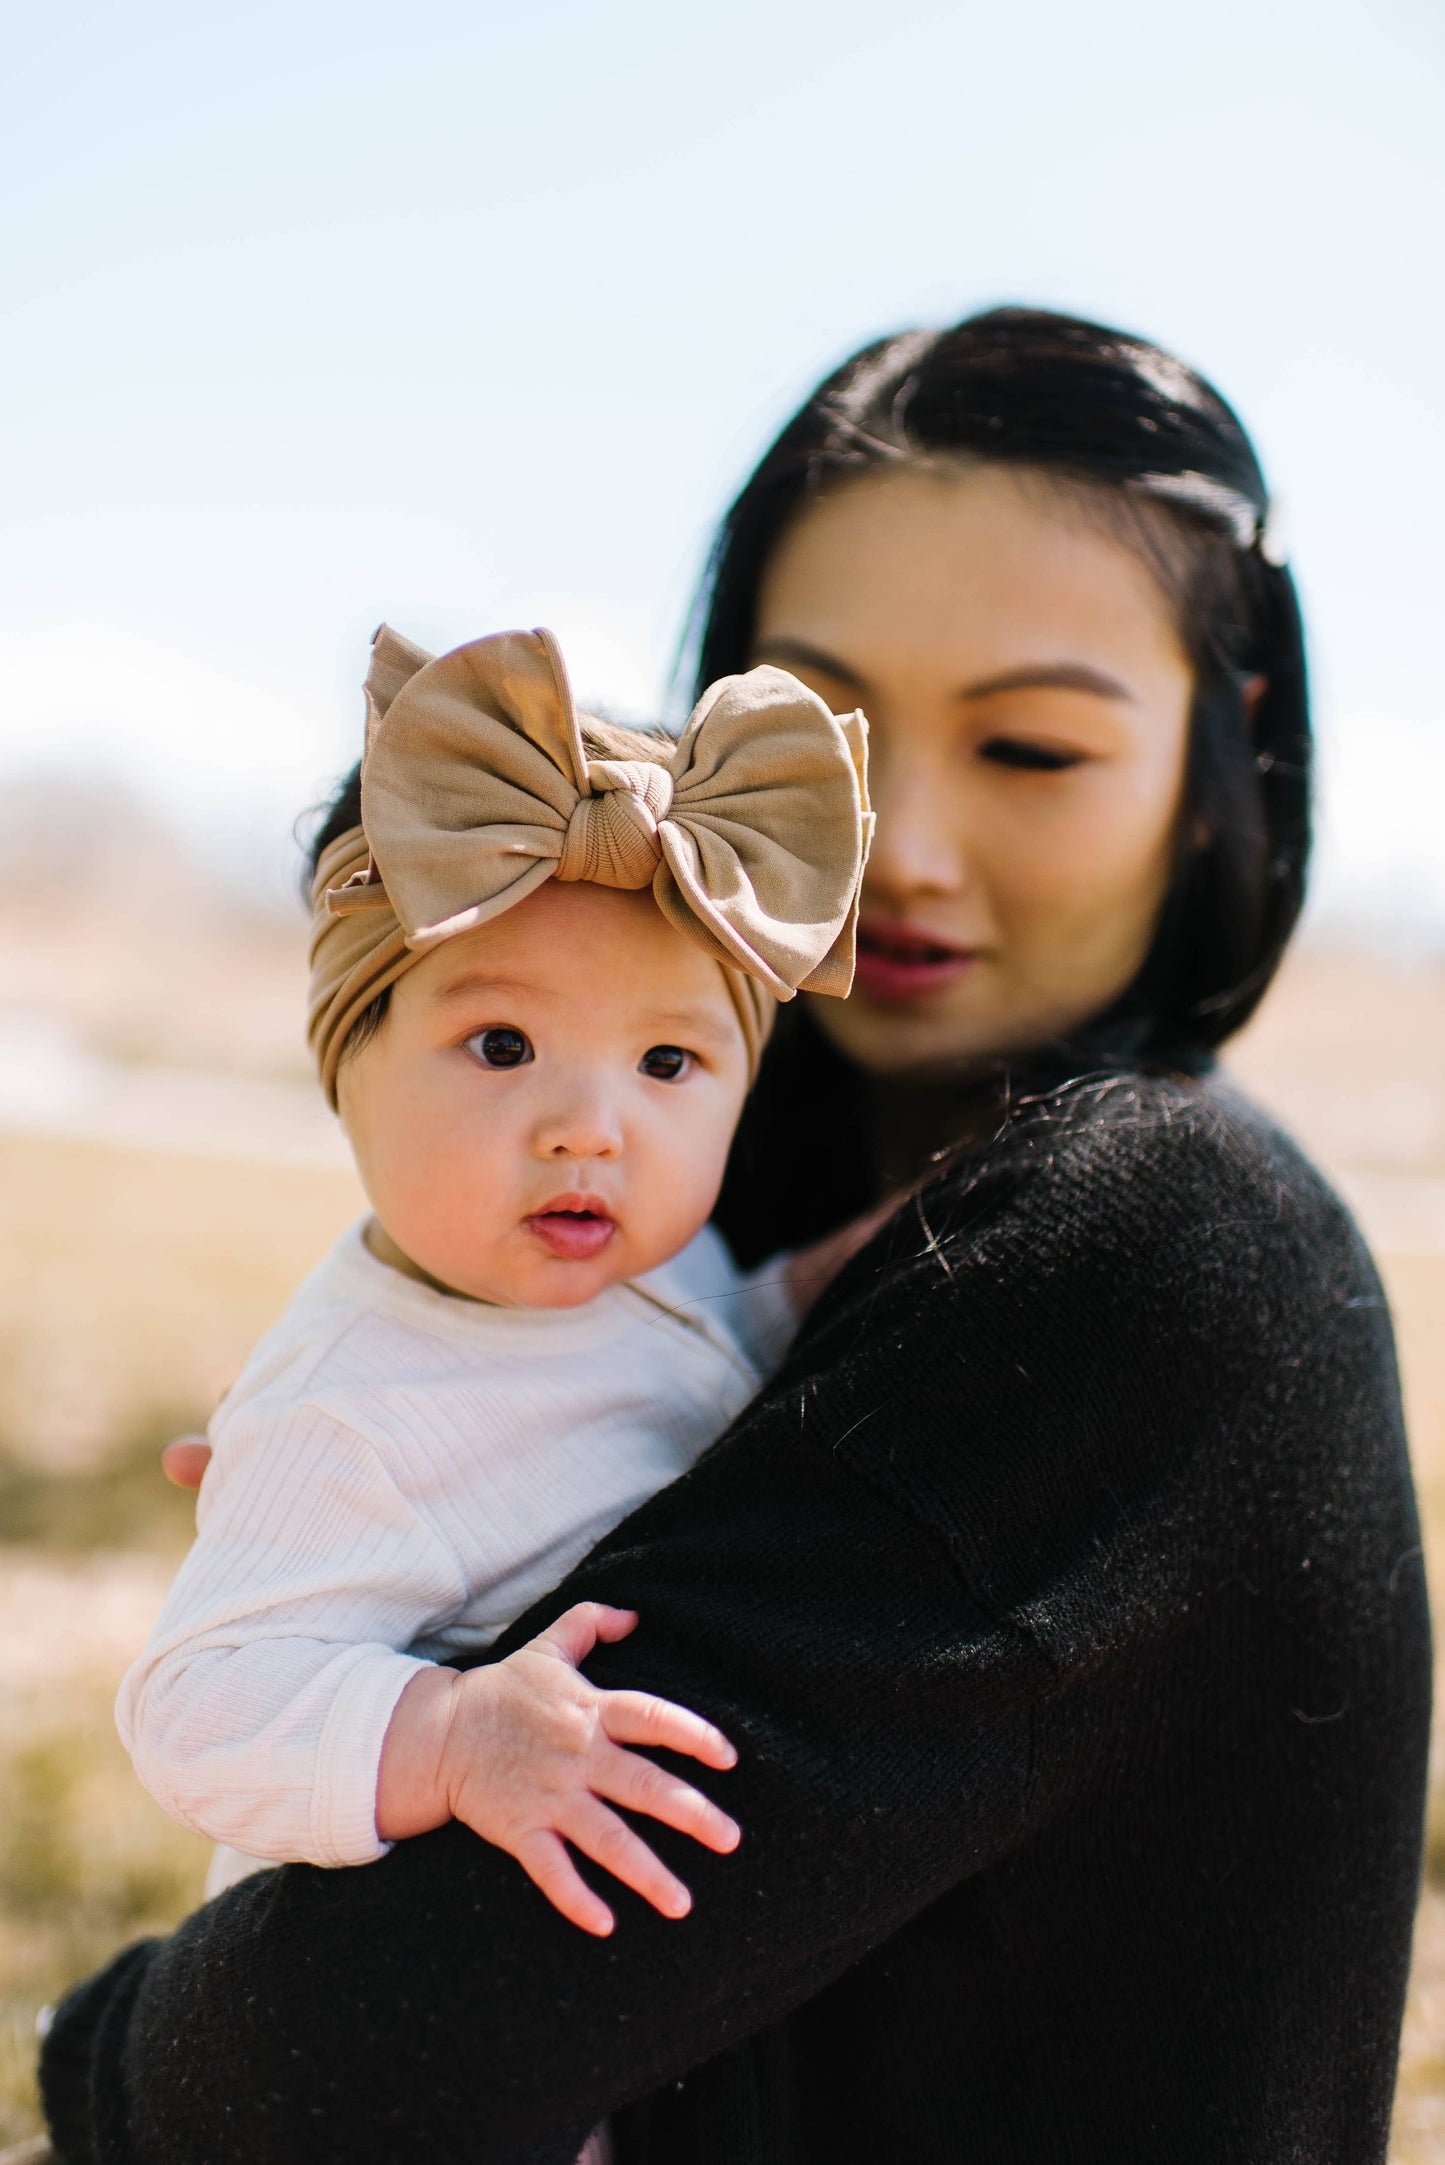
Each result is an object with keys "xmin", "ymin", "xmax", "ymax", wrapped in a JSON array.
[
  {"xmin": 662, "ymin": 1108, "xmax": 739, "ymax": 1240},
  {"xmin": 392, "ymin": 1129, "xmax": 510, "ymax": 1266}
]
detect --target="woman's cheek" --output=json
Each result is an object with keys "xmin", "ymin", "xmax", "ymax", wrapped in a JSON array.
[{"xmin": 993, "ymin": 803, "xmax": 1174, "ymax": 998}]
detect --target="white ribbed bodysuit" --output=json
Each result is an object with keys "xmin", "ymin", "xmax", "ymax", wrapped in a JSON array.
[{"xmin": 118, "ymin": 1219, "xmax": 792, "ymax": 1896}]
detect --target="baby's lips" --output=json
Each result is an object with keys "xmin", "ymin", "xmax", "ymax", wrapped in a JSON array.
[{"xmin": 523, "ymin": 1210, "xmax": 617, "ymax": 1261}]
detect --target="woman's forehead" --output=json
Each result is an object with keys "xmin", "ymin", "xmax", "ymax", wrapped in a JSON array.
[{"xmin": 752, "ymin": 464, "xmax": 1188, "ymax": 693}]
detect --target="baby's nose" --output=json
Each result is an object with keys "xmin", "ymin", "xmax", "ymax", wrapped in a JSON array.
[{"xmin": 532, "ymin": 1093, "xmax": 624, "ymax": 1161}]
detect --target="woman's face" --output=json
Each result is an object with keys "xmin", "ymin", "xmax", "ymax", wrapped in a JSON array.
[{"xmin": 751, "ymin": 463, "xmax": 1195, "ymax": 1075}]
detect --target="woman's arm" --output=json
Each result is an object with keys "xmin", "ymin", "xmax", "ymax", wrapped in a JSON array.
[
  {"xmin": 57, "ymin": 1377, "xmax": 1048, "ymax": 2165},
  {"xmin": 44, "ymin": 1085, "xmax": 1353, "ymax": 2165}
]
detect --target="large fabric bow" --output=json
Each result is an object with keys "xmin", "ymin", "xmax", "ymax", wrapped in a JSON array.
[{"xmin": 307, "ymin": 625, "xmax": 871, "ymax": 1102}]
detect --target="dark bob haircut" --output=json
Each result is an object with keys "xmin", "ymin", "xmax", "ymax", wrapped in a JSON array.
[{"xmin": 688, "ymin": 305, "xmax": 1311, "ymax": 1062}]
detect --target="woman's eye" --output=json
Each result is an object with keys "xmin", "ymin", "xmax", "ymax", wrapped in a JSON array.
[
  {"xmin": 639, "ymin": 1044, "xmax": 692, "ymax": 1082},
  {"xmin": 979, "ymin": 737, "xmax": 1085, "ymax": 772},
  {"xmin": 466, "ymin": 1026, "xmax": 534, "ymax": 1069}
]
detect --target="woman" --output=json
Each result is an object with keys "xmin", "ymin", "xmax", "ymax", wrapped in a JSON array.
[{"xmin": 37, "ymin": 310, "xmax": 1430, "ymax": 2164}]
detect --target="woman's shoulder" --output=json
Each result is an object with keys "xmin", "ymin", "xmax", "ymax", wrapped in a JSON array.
[
  {"xmin": 794, "ymin": 1069, "xmax": 1401, "ymax": 1632},
  {"xmin": 1003, "ymin": 1064, "xmax": 1317, "ymax": 1183},
  {"xmin": 949, "ymin": 1068, "xmax": 1356, "ymax": 1266},
  {"xmin": 810, "ymin": 1066, "xmax": 1372, "ymax": 1366}
]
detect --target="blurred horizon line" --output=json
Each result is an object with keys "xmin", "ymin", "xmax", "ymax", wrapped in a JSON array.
[{"xmin": 4, "ymin": 715, "xmax": 1443, "ymax": 958}]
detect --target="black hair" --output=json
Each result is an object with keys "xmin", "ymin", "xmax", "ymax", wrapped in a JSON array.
[{"xmin": 696, "ymin": 307, "xmax": 1313, "ymax": 1260}]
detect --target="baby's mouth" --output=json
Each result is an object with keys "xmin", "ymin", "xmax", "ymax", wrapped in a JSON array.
[{"xmin": 524, "ymin": 1194, "xmax": 617, "ymax": 1261}]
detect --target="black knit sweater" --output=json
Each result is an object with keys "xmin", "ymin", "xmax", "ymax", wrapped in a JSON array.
[{"xmin": 41, "ymin": 1075, "xmax": 1431, "ymax": 2163}]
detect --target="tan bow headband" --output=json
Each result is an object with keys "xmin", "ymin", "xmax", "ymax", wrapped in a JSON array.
[{"xmin": 308, "ymin": 625, "xmax": 872, "ymax": 1104}]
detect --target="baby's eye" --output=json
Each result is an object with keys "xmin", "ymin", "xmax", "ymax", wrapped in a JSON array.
[
  {"xmin": 979, "ymin": 737, "xmax": 1085, "ymax": 772},
  {"xmin": 639, "ymin": 1044, "xmax": 692, "ymax": 1083},
  {"xmin": 465, "ymin": 1026, "xmax": 534, "ymax": 1069}
]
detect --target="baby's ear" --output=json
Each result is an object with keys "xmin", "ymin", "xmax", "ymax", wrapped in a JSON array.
[{"xmin": 364, "ymin": 624, "xmax": 436, "ymax": 750}]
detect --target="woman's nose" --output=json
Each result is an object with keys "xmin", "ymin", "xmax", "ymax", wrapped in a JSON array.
[{"xmin": 865, "ymin": 751, "xmax": 971, "ymax": 908}]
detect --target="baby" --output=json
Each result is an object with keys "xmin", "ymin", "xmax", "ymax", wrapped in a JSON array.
[{"xmin": 118, "ymin": 623, "xmax": 870, "ymax": 1947}]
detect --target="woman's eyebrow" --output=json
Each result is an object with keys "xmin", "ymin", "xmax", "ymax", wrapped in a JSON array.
[
  {"xmin": 961, "ymin": 663, "xmax": 1135, "ymax": 703},
  {"xmin": 750, "ymin": 636, "xmax": 867, "ymax": 692},
  {"xmin": 752, "ymin": 643, "xmax": 1132, "ymax": 706}
]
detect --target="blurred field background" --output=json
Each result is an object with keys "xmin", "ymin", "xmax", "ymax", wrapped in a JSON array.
[{"xmin": 0, "ymin": 828, "xmax": 1441, "ymax": 2153}]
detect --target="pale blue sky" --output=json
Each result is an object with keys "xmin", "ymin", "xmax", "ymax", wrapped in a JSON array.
[{"xmin": 2, "ymin": 0, "xmax": 1442, "ymax": 933}]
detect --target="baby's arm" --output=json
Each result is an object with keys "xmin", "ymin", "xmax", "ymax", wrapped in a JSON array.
[
  {"xmin": 121, "ymin": 1398, "xmax": 738, "ymax": 1925},
  {"xmin": 118, "ymin": 1400, "xmax": 459, "ymax": 1865}
]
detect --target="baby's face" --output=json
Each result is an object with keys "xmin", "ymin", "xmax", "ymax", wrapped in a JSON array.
[{"xmin": 337, "ymin": 880, "xmax": 752, "ymax": 1307}]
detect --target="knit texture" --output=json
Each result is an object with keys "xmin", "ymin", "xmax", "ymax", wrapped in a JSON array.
[{"xmin": 42, "ymin": 1075, "xmax": 1432, "ymax": 2164}]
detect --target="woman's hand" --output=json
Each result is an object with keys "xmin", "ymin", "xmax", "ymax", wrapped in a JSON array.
[
  {"xmin": 161, "ymin": 1436, "xmax": 212, "ymax": 1489},
  {"xmin": 376, "ymin": 1603, "xmax": 741, "ymax": 1937}
]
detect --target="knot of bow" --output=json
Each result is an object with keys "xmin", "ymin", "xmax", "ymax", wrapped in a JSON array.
[
  {"xmin": 554, "ymin": 756, "xmax": 675, "ymax": 888},
  {"xmin": 324, "ymin": 624, "xmax": 870, "ymax": 1005}
]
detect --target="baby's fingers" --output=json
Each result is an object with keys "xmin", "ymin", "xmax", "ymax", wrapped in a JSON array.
[
  {"xmin": 562, "ymin": 1796, "xmax": 694, "ymax": 1921},
  {"xmin": 161, "ymin": 1436, "xmax": 212, "ymax": 1490},
  {"xmin": 602, "ymin": 1689, "xmax": 738, "ymax": 1771},
  {"xmin": 513, "ymin": 1830, "xmax": 615, "ymax": 1938},
  {"xmin": 593, "ymin": 1742, "xmax": 740, "ymax": 1856},
  {"xmin": 529, "ymin": 1602, "xmax": 638, "ymax": 1669}
]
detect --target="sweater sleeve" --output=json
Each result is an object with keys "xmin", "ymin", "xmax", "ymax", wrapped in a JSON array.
[
  {"xmin": 115, "ymin": 1398, "xmax": 462, "ymax": 1866},
  {"xmin": 45, "ymin": 1085, "xmax": 1360, "ymax": 2165}
]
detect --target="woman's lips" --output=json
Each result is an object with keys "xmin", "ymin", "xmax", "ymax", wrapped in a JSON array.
[
  {"xmin": 853, "ymin": 918, "xmax": 981, "ymax": 1004},
  {"xmin": 524, "ymin": 1194, "xmax": 617, "ymax": 1261}
]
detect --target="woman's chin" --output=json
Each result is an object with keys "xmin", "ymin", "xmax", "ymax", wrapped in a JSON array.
[
  {"xmin": 812, "ymin": 996, "xmax": 990, "ymax": 1077},
  {"xmin": 808, "ymin": 985, "xmax": 1095, "ymax": 1079}
]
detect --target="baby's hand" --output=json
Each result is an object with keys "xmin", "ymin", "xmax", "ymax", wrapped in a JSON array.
[
  {"xmin": 378, "ymin": 1604, "xmax": 740, "ymax": 1936},
  {"xmin": 161, "ymin": 1434, "xmax": 211, "ymax": 1489}
]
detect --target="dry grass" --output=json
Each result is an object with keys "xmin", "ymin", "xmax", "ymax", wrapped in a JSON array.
[
  {"xmin": 0, "ymin": 943, "xmax": 1441, "ymax": 2149},
  {"xmin": 0, "ymin": 1135, "xmax": 363, "ymax": 2146},
  {"xmin": 1377, "ymin": 1254, "xmax": 1445, "ymax": 2165},
  {"xmin": 0, "ymin": 1131, "xmax": 361, "ymax": 1469},
  {"xmin": 0, "ymin": 1575, "xmax": 211, "ymax": 2147}
]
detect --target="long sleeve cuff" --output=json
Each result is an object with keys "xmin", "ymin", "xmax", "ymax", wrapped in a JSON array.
[{"xmin": 309, "ymin": 1649, "xmax": 434, "ymax": 1867}]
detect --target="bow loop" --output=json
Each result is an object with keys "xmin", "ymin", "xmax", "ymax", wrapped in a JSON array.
[{"xmin": 650, "ymin": 666, "xmax": 873, "ymax": 1000}]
